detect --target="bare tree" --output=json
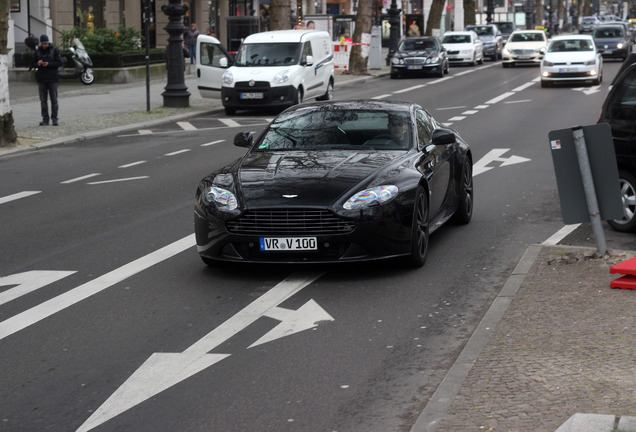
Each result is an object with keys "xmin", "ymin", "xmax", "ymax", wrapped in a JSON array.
[
  {"xmin": 349, "ymin": 0, "xmax": 374, "ymax": 74},
  {"xmin": 0, "ymin": 0, "xmax": 18, "ymax": 147},
  {"xmin": 270, "ymin": 0, "xmax": 292, "ymax": 30},
  {"xmin": 425, "ymin": 0, "xmax": 447, "ymax": 36}
]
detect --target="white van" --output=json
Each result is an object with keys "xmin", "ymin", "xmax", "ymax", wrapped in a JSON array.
[{"xmin": 197, "ymin": 30, "xmax": 335, "ymax": 115}]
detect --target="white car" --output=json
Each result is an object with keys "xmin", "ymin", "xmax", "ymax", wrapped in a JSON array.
[
  {"xmin": 540, "ymin": 35, "xmax": 603, "ymax": 87},
  {"xmin": 441, "ymin": 31, "xmax": 484, "ymax": 65},
  {"xmin": 502, "ymin": 30, "xmax": 548, "ymax": 67}
]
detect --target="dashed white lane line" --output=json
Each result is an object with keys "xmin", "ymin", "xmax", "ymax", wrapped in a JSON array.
[
  {"xmin": 448, "ymin": 116, "xmax": 466, "ymax": 121},
  {"xmin": 485, "ymin": 91, "xmax": 515, "ymax": 104},
  {"xmin": 461, "ymin": 110, "xmax": 479, "ymax": 115},
  {"xmin": 0, "ymin": 191, "xmax": 41, "ymax": 204},
  {"xmin": 61, "ymin": 174, "xmax": 101, "ymax": 184},
  {"xmin": 201, "ymin": 140, "xmax": 224, "ymax": 147},
  {"xmin": 87, "ymin": 177, "xmax": 150, "ymax": 185},
  {"xmin": 138, "ymin": 130, "xmax": 153, "ymax": 135},
  {"xmin": 372, "ymin": 94, "xmax": 392, "ymax": 99},
  {"xmin": 165, "ymin": 149, "xmax": 191, "ymax": 156},
  {"xmin": 119, "ymin": 161, "xmax": 146, "ymax": 168},
  {"xmin": 395, "ymin": 84, "xmax": 427, "ymax": 94},
  {"xmin": 219, "ymin": 118, "xmax": 241, "ymax": 127},
  {"xmin": 512, "ymin": 81, "xmax": 536, "ymax": 92},
  {"xmin": 504, "ymin": 99, "xmax": 532, "ymax": 104}
]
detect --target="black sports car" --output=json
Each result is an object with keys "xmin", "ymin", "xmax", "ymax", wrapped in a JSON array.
[
  {"xmin": 194, "ymin": 100, "xmax": 473, "ymax": 267},
  {"xmin": 390, "ymin": 37, "xmax": 450, "ymax": 78}
]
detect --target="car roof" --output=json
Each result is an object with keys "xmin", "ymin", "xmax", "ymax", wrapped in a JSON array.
[
  {"xmin": 510, "ymin": 29, "xmax": 545, "ymax": 34},
  {"xmin": 443, "ymin": 31, "xmax": 473, "ymax": 35},
  {"xmin": 243, "ymin": 30, "xmax": 328, "ymax": 43}
]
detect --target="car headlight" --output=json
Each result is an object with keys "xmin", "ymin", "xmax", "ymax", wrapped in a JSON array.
[
  {"xmin": 343, "ymin": 185, "xmax": 399, "ymax": 210},
  {"xmin": 202, "ymin": 186, "xmax": 238, "ymax": 211},
  {"xmin": 538, "ymin": 47, "xmax": 546, "ymax": 54},
  {"xmin": 617, "ymin": 42, "xmax": 624, "ymax": 49},
  {"xmin": 391, "ymin": 57, "xmax": 403, "ymax": 64},
  {"xmin": 543, "ymin": 60, "xmax": 554, "ymax": 66},
  {"xmin": 222, "ymin": 70, "xmax": 233, "ymax": 85},
  {"xmin": 274, "ymin": 69, "xmax": 290, "ymax": 84},
  {"xmin": 429, "ymin": 56, "xmax": 439, "ymax": 63},
  {"xmin": 502, "ymin": 48, "xmax": 511, "ymax": 55},
  {"xmin": 584, "ymin": 59, "xmax": 596, "ymax": 65}
]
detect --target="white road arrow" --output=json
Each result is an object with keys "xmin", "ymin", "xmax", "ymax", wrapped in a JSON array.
[
  {"xmin": 473, "ymin": 148, "xmax": 531, "ymax": 176},
  {"xmin": 0, "ymin": 271, "xmax": 76, "ymax": 306},
  {"xmin": 76, "ymin": 271, "xmax": 326, "ymax": 432},
  {"xmin": 572, "ymin": 86, "xmax": 602, "ymax": 95}
]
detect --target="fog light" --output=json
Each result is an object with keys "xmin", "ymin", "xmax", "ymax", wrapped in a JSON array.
[{"xmin": 542, "ymin": 71, "xmax": 549, "ymax": 77}]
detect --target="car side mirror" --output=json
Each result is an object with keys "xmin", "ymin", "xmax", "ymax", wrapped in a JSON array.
[
  {"xmin": 304, "ymin": 55, "xmax": 314, "ymax": 66},
  {"xmin": 220, "ymin": 57, "xmax": 228, "ymax": 68},
  {"xmin": 234, "ymin": 131, "xmax": 254, "ymax": 148},
  {"xmin": 431, "ymin": 128, "xmax": 456, "ymax": 145}
]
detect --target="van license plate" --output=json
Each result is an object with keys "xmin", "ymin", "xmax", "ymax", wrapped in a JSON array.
[
  {"xmin": 240, "ymin": 92, "xmax": 264, "ymax": 99},
  {"xmin": 260, "ymin": 237, "xmax": 318, "ymax": 251}
]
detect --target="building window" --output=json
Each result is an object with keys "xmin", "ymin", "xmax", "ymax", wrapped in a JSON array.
[{"xmin": 74, "ymin": 0, "xmax": 105, "ymax": 31}]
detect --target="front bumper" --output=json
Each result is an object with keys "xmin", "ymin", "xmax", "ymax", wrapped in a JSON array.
[
  {"xmin": 447, "ymin": 53, "xmax": 474, "ymax": 63},
  {"xmin": 391, "ymin": 62, "xmax": 442, "ymax": 74},
  {"xmin": 541, "ymin": 65, "xmax": 599, "ymax": 82},
  {"xmin": 502, "ymin": 50, "xmax": 543, "ymax": 64},
  {"xmin": 597, "ymin": 46, "xmax": 629, "ymax": 59},
  {"xmin": 221, "ymin": 82, "xmax": 297, "ymax": 111}
]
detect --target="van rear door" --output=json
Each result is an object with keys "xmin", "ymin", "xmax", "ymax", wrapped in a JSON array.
[{"xmin": 196, "ymin": 35, "xmax": 233, "ymax": 99}]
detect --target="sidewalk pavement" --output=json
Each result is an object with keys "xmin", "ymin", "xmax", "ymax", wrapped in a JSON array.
[{"xmin": 4, "ymin": 63, "xmax": 636, "ymax": 432}]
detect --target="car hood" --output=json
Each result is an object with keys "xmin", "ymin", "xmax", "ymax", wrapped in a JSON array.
[
  {"xmin": 442, "ymin": 43, "xmax": 475, "ymax": 50},
  {"xmin": 479, "ymin": 36, "xmax": 497, "ymax": 43},
  {"xmin": 544, "ymin": 51, "xmax": 596, "ymax": 62},
  {"xmin": 505, "ymin": 41, "xmax": 546, "ymax": 50},
  {"xmin": 235, "ymin": 150, "xmax": 405, "ymax": 207}
]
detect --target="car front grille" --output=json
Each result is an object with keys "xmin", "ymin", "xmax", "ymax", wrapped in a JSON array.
[
  {"xmin": 447, "ymin": 50, "xmax": 460, "ymax": 55},
  {"xmin": 226, "ymin": 209, "xmax": 355, "ymax": 235},
  {"xmin": 553, "ymin": 62, "xmax": 584, "ymax": 65},
  {"xmin": 512, "ymin": 49, "xmax": 535, "ymax": 55},
  {"xmin": 404, "ymin": 57, "xmax": 427, "ymax": 65},
  {"xmin": 550, "ymin": 72, "xmax": 592, "ymax": 78}
]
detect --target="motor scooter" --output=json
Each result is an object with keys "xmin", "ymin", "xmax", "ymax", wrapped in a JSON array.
[{"xmin": 58, "ymin": 38, "xmax": 95, "ymax": 85}]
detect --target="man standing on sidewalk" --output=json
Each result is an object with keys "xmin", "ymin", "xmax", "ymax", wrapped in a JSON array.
[
  {"xmin": 31, "ymin": 34, "xmax": 62, "ymax": 126},
  {"xmin": 184, "ymin": 23, "xmax": 200, "ymax": 65}
]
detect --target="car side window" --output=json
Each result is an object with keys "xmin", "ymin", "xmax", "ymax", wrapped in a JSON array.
[
  {"xmin": 608, "ymin": 69, "xmax": 636, "ymax": 122},
  {"xmin": 416, "ymin": 109, "xmax": 435, "ymax": 148},
  {"xmin": 200, "ymin": 42, "xmax": 228, "ymax": 68},
  {"xmin": 302, "ymin": 42, "xmax": 313, "ymax": 64}
]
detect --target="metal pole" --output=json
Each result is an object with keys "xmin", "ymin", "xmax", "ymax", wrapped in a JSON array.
[
  {"xmin": 144, "ymin": 0, "xmax": 151, "ymax": 112},
  {"xmin": 386, "ymin": 0, "xmax": 401, "ymax": 66},
  {"xmin": 572, "ymin": 126, "xmax": 607, "ymax": 255}
]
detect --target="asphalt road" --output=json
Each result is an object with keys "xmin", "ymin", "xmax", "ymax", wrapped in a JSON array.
[{"xmin": 0, "ymin": 59, "xmax": 632, "ymax": 432}]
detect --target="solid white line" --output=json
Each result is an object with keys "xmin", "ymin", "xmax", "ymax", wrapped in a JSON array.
[
  {"xmin": 165, "ymin": 149, "xmax": 191, "ymax": 156},
  {"xmin": 0, "ymin": 191, "xmax": 41, "ymax": 205},
  {"xmin": 512, "ymin": 81, "xmax": 535, "ymax": 92},
  {"xmin": 436, "ymin": 106, "xmax": 467, "ymax": 111},
  {"xmin": 119, "ymin": 161, "xmax": 146, "ymax": 168},
  {"xmin": 201, "ymin": 140, "xmax": 224, "ymax": 147},
  {"xmin": 87, "ymin": 177, "xmax": 149, "ymax": 185},
  {"xmin": 372, "ymin": 94, "xmax": 392, "ymax": 99},
  {"xmin": 453, "ymin": 70, "xmax": 475, "ymax": 76},
  {"xmin": 218, "ymin": 118, "xmax": 241, "ymax": 128},
  {"xmin": 138, "ymin": 130, "xmax": 153, "ymax": 135},
  {"xmin": 542, "ymin": 224, "xmax": 581, "ymax": 246},
  {"xmin": 0, "ymin": 234, "xmax": 196, "ymax": 341},
  {"xmin": 177, "ymin": 121, "xmax": 197, "ymax": 131},
  {"xmin": 504, "ymin": 99, "xmax": 532, "ymax": 104},
  {"xmin": 485, "ymin": 92, "xmax": 515, "ymax": 104},
  {"xmin": 61, "ymin": 174, "xmax": 100, "ymax": 184},
  {"xmin": 474, "ymin": 105, "xmax": 489, "ymax": 109}
]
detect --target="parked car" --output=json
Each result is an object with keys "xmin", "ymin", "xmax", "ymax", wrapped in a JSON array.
[
  {"xmin": 465, "ymin": 24, "xmax": 504, "ymax": 60},
  {"xmin": 540, "ymin": 34, "xmax": 603, "ymax": 87},
  {"xmin": 194, "ymin": 100, "xmax": 474, "ymax": 267},
  {"xmin": 493, "ymin": 21, "xmax": 516, "ymax": 44},
  {"xmin": 502, "ymin": 30, "xmax": 549, "ymax": 67},
  {"xmin": 598, "ymin": 54, "xmax": 636, "ymax": 232},
  {"xmin": 441, "ymin": 31, "xmax": 484, "ymax": 65},
  {"xmin": 579, "ymin": 16, "xmax": 601, "ymax": 33},
  {"xmin": 390, "ymin": 36, "xmax": 450, "ymax": 78},
  {"xmin": 593, "ymin": 24, "xmax": 633, "ymax": 61}
]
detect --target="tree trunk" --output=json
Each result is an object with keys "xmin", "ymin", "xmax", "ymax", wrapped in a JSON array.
[
  {"xmin": 270, "ymin": 0, "xmax": 292, "ymax": 30},
  {"xmin": 425, "ymin": 0, "xmax": 446, "ymax": 36},
  {"xmin": 463, "ymin": 0, "xmax": 476, "ymax": 27},
  {"xmin": 0, "ymin": 0, "xmax": 18, "ymax": 147},
  {"xmin": 349, "ymin": 0, "xmax": 373, "ymax": 74}
]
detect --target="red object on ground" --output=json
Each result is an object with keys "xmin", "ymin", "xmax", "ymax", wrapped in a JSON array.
[{"xmin": 610, "ymin": 257, "xmax": 636, "ymax": 290}]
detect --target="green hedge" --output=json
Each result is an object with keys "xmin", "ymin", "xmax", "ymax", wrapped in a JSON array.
[{"xmin": 14, "ymin": 49, "xmax": 166, "ymax": 68}]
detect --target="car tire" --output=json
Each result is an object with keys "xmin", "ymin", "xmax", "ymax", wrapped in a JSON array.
[
  {"xmin": 317, "ymin": 80, "xmax": 334, "ymax": 101},
  {"xmin": 293, "ymin": 87, "xmax": 303, "ymax": 105},
  {"xmin": 224, "ymin": 106, "xmax": 236, "ymax": 115},
  {"xmin": 402, "ymin": 186, "xmax": 429, "ymax": 268},
  {"xmin": 478, "ymin": 55, "xmax": 484, "ymax": 65},
  {"xmin": 435, "ymin": 65, "xmax": 444, "ymax": 77},
  {"xmin": 444, "ymin": 61, "xmax": 450, "ymax": 74},
  {"xmin": 607, "ymin": 170, "xmax": 636, "ymax": 233},
  {"xmin": 390, "ymin": 71, "xmax": 399, "ymax": 79},
  {"xmin": 450, "ymin": 158, "xmax": 473, "ymax": 225}
]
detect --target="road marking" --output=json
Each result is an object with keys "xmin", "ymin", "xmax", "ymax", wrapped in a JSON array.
[
  {"xmin": 119, "ymin": 161, "xmax": 146, "ymax": 168},
  {"xmin": 448, "ymin": 116, "xmax": 466, "ymax": 121},
  {"xmin": 454, "ymin": 70, "xmax": 475, "ymax": 76},
  {"xmin": 61, "ymin": 174, "xmax": 101, "ymax": 184},
  {"xmin": 164, "ymin": 149, "xmax": 191, "ymax": 156},
  {"xmin": 512, "ymin": 82, "xmax": 535, "ymax": 91},
  {"xmin": 177, "ymin": 121, "xmax": 197, "ymax": 131},
  {"xmin": 504, "ymin": 99, "xmax": 532, "ymax": 104},
  {"xmin": 0, "ymin": 191, "xmax": 41, "ymax": 205},
  {"xmin": 485, "ymin": 92, "xmax": 515, "ymax": 104},
  {"xmin": 473, "ymin": 148, "xmax": 531, "ymax": 176},
  {"xmin": 474, "ymin": 105, "xmax": 488, "ymax": 109},
  {"xmin": 436, "ymin": 106, "xmax": 467, "ymax": 111},
  {"xmin": 461, "ymin": 110, "xmax": 478, "ymax": 115},
  {"xmin": 542, "ymin": 224, "xmax": 581, "ymax": 246},
  {"xmin": 394, "ymin": 84, "xmax": 427, "ymax": 93},
  {"xmin": 372, "ymin": 94, "xmax": 392, "ymax": 99},
  {"xmin": 0, "ymin": 271, "xmax": 76, "ymax": 306},
  {"xmin": 201, "ymin": 139, "xmax": 224, "ymax": 147},
  {"xmin": 87, "ymin": 177, "xmax": 149, "ymax": 185},
  {"xmin": 428, "ymin": 76, "xmax": 453, "ymax": 84},
  {"xmin": 138, "ymin": 130, "xmax": 153, "ymax": 135},
  {"xmin": 218, "ymin": 118, "xmax": 241, "ymax": 127},
  {"xmin": 76, "ymin": 271, "xmax": 327, "ymax": 432},
  {"xmin": 0, "ymin": 234, "xmax": 195, "ymax": 342}
]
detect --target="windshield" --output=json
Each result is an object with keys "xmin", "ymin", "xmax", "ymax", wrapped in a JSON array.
[
  {"xmin": 467, "ymin": 26, "xmax": 494, "ymax": 36},
  {"xmin": 594, "ymin": 27, "xmax": 624, "ymax": 37},
  {"xmin": 442, "ymin": 34, "xmax": 471, "ymax": 44},
  {"xmin": 399, "ymin": 38, "xmax": 438, "ymax": 51},
  {"xmin": 235, "ymin": 42, "xmax": 300, "ymax": 66},
  {"xmin": 510, "ymin": 32, "xmax": 545, "ymax": 42},
  {"xmin": 255, "ymin": 109, "xmax": 412, "ymax": 151},
  {"xmin": 549, "ymin": 39, "xmax": 594, "ymax": 52}
]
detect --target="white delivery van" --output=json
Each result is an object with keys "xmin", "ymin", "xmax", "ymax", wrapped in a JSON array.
[
  {"xmin": 197, "ymin": 30, "xmax": 335, "ymax": 115},
  {"xmin": 196, "ymin": 35, "xmax": 234, "ymax": 99}
]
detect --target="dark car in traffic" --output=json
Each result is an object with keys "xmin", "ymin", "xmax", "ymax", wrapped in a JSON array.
[
  {"xmin": 194, "ymin": 100, "xmax": 473, "ymax": 267},
  {"xmin": 593, "ymin": 24, "xmax": 632, "ymax": 61},
  {"xmin": 598, "ymin": 54, "xmax": 636, "ymax": 232},
  {"xmin": 493, "ymin": 21, "xmax": 516, "ymax": 44},
  {"xmin": 390, "ymin": 36, "xmax": 449, "ymax": 78},
  {"xmin": 465, "ymin": 24, "xmax": 504, "ymax": 60},
  {"xmin": 580, "ymin": 16, "xmax": 601, "ymax": 33}
]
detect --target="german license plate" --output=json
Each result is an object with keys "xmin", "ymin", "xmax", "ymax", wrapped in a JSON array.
[
  {"xmin": 559, "ymin": 68, "xmax": 576, "ymax": 73},
  {"xmin": 517, "ymin": 55, "xmax": 530, "ymax": 60},
  {"xmin": 407, "ymin": 65, "xmax": 422, "ymax": 70},
  {"xmin": 260, "ymin": 237, "xmax": 317, "ymax": 251},
  {"xmin": 240, "ymin": 92, "xmax": 263, "ymax": 99}
]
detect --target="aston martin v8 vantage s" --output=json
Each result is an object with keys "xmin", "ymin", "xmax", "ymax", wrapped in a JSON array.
[{"xmin": 194, "ymin": 100, "xmax": 473, "ymax": 267}]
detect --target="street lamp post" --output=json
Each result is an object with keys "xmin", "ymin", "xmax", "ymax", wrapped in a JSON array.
[
  {"xmin": 386, "ymin": 0, "xmax": 401, "ymax": 66},
  {"xmin": 161, "ymin": 0, "xmax": 191, "ymax": 108}
]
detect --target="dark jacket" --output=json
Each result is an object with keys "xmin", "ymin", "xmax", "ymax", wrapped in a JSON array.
[{"xmin": 31, "ymin": 44, "xmax": 63, "ymax": 83}]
